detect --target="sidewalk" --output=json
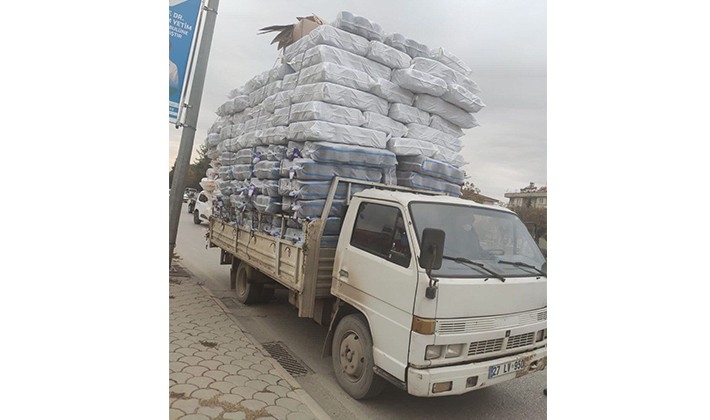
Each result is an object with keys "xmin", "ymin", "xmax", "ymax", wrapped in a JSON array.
[{"xmin": 169, "ymin": 263, "xmax": 330, "ymax": 420}]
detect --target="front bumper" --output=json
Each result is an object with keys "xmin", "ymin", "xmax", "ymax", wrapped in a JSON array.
[{"xmin": 406, "ymin": 347, "xmax": 547, "ymax": 397}]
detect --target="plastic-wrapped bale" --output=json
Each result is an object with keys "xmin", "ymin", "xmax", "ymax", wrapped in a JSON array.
[
  {"xmin": 429, "ymin": 115, "xmax": 465, "ymax": 138},
  {"xmin": 253, "ymin": 160, "xmax": 282, "ymax": 180},
  {"xmin": 260, "ymin": 126, "xmax": 289, "ymax": 145},
  {"xmin": 405, "ymin": 123, "xmax": 463, "ymax": 153},
  {"xmin": 295, "ymin": 62, "xmax": 376, "ymax": 93},
  {"xmin": 414, "ymin": 94, "xmax": 479, "ymax": 129},
  {"xmin": 432, "ymin": 144, "xmax": 468, "ymax": 168},
  {"xmin": 280, "ymin": 158, "xmax": 384, "ymax": 182},
  {"xmin": 361, "ymin": 111, "xmax": 408, "ymax": 138},
  {"xmin": 383, "ymin": 32, "xmax": 432, "ymax": 59},
  {"xmin": 231, "ymin": 164, "xmax": 254, "ymax": 181},
  {"xmin": 216, "ymin": 95, "xmax": 249, "ymax": 117},
  {"xmin": 301, "ymin": 141, "xmax": 397, "ymax": 169},
  {"xmin": 440, "ymin": 83, "xmax": 486, "ymax": 113},
  {"xmin": 366, "ymin": 41, "xmax": 411, "ymax": 69},
  {"xmin": 430, "ymin": 47, "xmax": 472, "ymax": 76},
  {"xmin": 397, "ymin": 171, "xmax": 461, "ymax": 196},
  {"xmin": 253, "ymin": 195, "xmax": 282, "ymax": 214},
  {"xmin": 282, "ymin": 198, "xmax": 347, "ymax": 218},
  {"xmin": 389, "ymin": 103, "xmax": 430, "ymax": 126},
  {"xmin": 370, "ymin": 78, "xmax": 415, "ymax": 106},
  {"xmin": 288, "ymin": 101, "xmax": 366, "ymax": 127},
  {"xmin": 283, "ymin": 24, "xmax": 371, "ymax": 63},
  {"xmin": 386, "ymin": 137, "xmax": 437, "ymax": 158},
  {"xmin": 290, "ymin": 45, "xmax": 391, "ymax": 81},
  {"xmin": 287, "ymin": 217, "xmax": 343, "ymax": 235},
  {"xmin": 330, "ymin": 11, "xmax": 385, "ymax": 42},
  {"xmin": 391, "ymin": 68, "xmax": 447, "ymax": 97},
  {"xmin": 286, "ymin": 120, "xmax": 388, "ymax": 149},
  {"xmin": 278, "ymin": 179, "xmax": 368, "ymax": 200},
  {"xmin": 410, "ymin": 57, "xmax": 480, "ymax": 94},
  {"xmin": 396, "ymin": 155, "xmax": 466, "ymax": 185},
  {"xmin": 291, "ymin": 82, "xmax": 389, "ymax": 115},
  {"xmin": 219, "ymin": 151, "xmax": 238, "ymax": 166}
]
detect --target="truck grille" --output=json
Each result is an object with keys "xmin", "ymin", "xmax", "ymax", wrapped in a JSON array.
[
  {"xmin": 468, "ymin": 338, "xmax": 504, "ymax": 355},
  {"xmin": 506, "ymin": 332, "xmax": 536, "ymax": 349}
]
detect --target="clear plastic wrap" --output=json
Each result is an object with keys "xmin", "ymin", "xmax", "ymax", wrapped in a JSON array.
[
  {"xmin": 383, "ymin": 33, "xmax": 432, "ymax": 59},
  {"xmin": 362, "ymin": 111, "xmax": 408, "ymax": 138},
  {"xmin": 330, "ymin": 11, "xmax": 385, "ymax": 42},
  {"xmin": 429, "ymin": 115, "xmax": 465, "ymax": 138},
  {"xmin": 280, "ymin": 158, "xmax": 384, "ymax": 182},
  {"xmin": 391, "ymin": 68, "xmax": 447, "ymax": 97},
  {"xmin": 430, "ymin": 47, "xmax": 472, "ymax": 76},
  {"xmin": 433, "ymin": 145, "xmax": 468, "ymax": 168},
  {"xmin": 253, "ymin": 195, "xmax": 282, "ymax": 214},
  {"xmin": 295, "ymin": 62, "xmax": 376, "ymax": 93},
  {"xmin": 414, "ymin": 94, "xmax": 478, "ymax": 129},
  {"xmin": 291, "ymin": 45, "xmax": 391, "ymax": 81},
  {"xmin": 405, "ymin": 123, "xmax": 463, "ymax": 152},
  {"xmin": 291, "ymin": 82, "xmax": 389, "ymax": 115},
  {"xmin": 302, "ymin": 141, "xmax": 397, "ymax": 168},
  {"xmin": 396, "ymin": 155, "xmax": 465, "ymax": 185},
  {"xmin": 441, "ymin": 83, "xmax": 486, "ymax": 113},
  {"xmin": 370, "ymin": 78, "xmax": 415, "ymax": 106},
  {"xmin": 397, "ymin": 171, "xmax": 462, "ymax": 196},
  {"xmin": 366, "ymin": 40, "xmax": 411, "ymax": 69},
  {"xmin": 282, "ymin": 198, "xmax": 347, "ymax": 218},
  {"xmin": 278, "ymin": 179, "xmax": 367, "ymax": 200},
  {"xmin": 388, "ymin": 103, "xmax": 431, "ymax": 125},
  {"xmin": 287, "ymin": 120, "xmax": 388, "ymax": 149},
  {"xmin": 283, "ymin": 24, "xmax": 371, "ymax": 63},
  {"xmin": 386, "ymin": 137, "xmax": 437, "ymax": 157},
  {"xmin": 253, "ymin": 160, "xmax": 281, "ymax": 180},
  {"xmin": 410, "ymin": 57, "xmax": 480, "ymax": 94},
  {"xmin": 288, "ymin": 101, "xmax": 365, "ymax": 127}
]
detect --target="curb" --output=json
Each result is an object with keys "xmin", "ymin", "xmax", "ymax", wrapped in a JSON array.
[{"xmin": 171, "ymin": 261, "xmax": 331, "ymax": 420}]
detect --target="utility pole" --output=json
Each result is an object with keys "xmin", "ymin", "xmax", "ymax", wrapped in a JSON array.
[{"xmin": 169, "ymin": 0, "xmax": 220, "ymax": 267}]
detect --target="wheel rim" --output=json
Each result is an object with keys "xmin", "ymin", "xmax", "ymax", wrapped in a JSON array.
[{"xmin": 339, "ymin": 331, "xmax": 365, "ymax": 382}]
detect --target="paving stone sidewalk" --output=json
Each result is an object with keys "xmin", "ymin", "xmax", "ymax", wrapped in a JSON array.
[{"xmin": 169, "ymin": 264, "xmax": 330, "ymax": 420}]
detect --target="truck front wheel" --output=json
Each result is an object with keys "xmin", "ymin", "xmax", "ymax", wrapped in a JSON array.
[
  {"xmin": 193, "ymin": 210, "xmax": 201, "ymax": 224},
  {"xmin": 235, "ymin": 263, "xmax": 263, "ymax": 304},
  {"xmin": 332, "ymin": 314, "xmax": 386, "ymax": 399}
]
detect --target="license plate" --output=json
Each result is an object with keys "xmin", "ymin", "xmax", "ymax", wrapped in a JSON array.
[{"xmin": 488, "ymin": 359, "xmax": 526, "ymax": 379}]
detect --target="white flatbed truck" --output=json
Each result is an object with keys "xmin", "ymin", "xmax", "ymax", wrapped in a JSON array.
[{"xmin": 208, "ymin": 177, "xmax": 547, "ymax": 399}]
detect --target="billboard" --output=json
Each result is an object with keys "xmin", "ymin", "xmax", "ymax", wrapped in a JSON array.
[{"xmin": 169, "ymin": 0, "xmax": 202, "ymax": 123}]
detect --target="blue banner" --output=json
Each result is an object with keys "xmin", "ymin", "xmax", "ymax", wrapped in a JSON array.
[{"xmin": 169, "ymin": 0, "xmax": 202, "ymax": 123}]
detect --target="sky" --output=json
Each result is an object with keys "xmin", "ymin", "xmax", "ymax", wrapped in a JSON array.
[{"xmin": 168, "ymin": 0, "xmax": 547, "ymax": 202}]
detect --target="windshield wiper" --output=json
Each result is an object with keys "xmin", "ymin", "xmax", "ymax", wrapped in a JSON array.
[
  {"xmin": 442, "ymin": 255, "xmax": 506, "ymax": 282},
  {"xmin": 497, "ymin": 260, "xmax": 547, "ymax": 277}
]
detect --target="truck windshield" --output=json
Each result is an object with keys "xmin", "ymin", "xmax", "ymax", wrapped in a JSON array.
[{"xmin": 409, "ymin": 202, "xmax": 546, "ymax": 278}]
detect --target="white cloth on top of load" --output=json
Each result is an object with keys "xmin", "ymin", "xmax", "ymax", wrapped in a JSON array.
[
  {"xmin": 432, "ymin": 144, "xmax": 467, "ymax": 168},
  {"xmin": 287, "ymin": 120, "xmax": 388, "ymax": 149},
  {"xmin": 406, "ymin": 123, "xmax": 463, "ymax": 152},
  {"xmin": 389, "ymin": 103, "xmax": 431, "ymax": 126},
  {"xmin": 383, "ymin": 33, "xmax": 432, "ymax": 59},
  {"xmin": 397, "ymin": 171, "xmax": 462, "ymax": 196},
  {"xmin": 282, "ymin": 198, "xmax": 347, "ymax": 218},
  {"xmin": 362, "ymin": 111, "xmax": 408, "ymax": 138},
  {"xmin": 283, "ymin": 24, "xmax": 371, "ymax": 63},
  {"xmin": 290, "ymin": 45, "xmax": 391, "ymax": 81},
  {"xmin": 430, "ymin": 47, "xmax": 472, "ymax": 76},
  {"xmin": 301, "ymin": 141, "xmax": 397, "ymax": 168},
  {"xmin": 366, "ymin": 41, "xmax": 411, "ymax": 69},
  {"xmin": 414, "ymin": 94, "xmax": 478, "ymax": 129},
  {"xmin": 391, "ymin": 68, "xmax": 447, "ymax": 97},
  {"xmin": 396, "ymin": 155, "xmax": 465, "ymax": 185},
  {"xmin": 262, "ymin": 91, "xmax": 292, "ymax": 113},
  {"xmin": 288, "ymin": 101, "xmax": 365, "ymax": 127},
  {"xmin": 278, "ymin": 179, "xmax": 367, "ymax": 200},
  {"xmin": 410, "ymin": 57, "xmax": 480, "ymax": 94},
  {"xmin": 386, "ymin": 137, "xmax": 437, "ymax": 157},
  {"xmin": 253, "ymin": 160, "xmax": 282, "ymax": 180},
  {"xmin": 330, "ymin": 11, "xmax": 385, "ymax": 42},
  {"xmin": 370, "ymin": 78, "xmax": 415, "ymax": 106},
  {"xmin": 295, "ymin": 62, "xmax": 376, "ymax": 93},
  {"xmin": 429, "ymin": 115, "xmax": 465, "ymax": 138},
  {"xmin": 441, "ymin": 83, "xmax": 486, "ymax": 113},
  {"xmin": 280, "ymin": 158, "xmax": 383, "ymax": 182},
  {"xmin": 291, "ymin": 82, "xmax": 389, "ymax": 115}
]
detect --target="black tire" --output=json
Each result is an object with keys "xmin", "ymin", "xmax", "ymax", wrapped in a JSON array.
[
  {"xmin": 193, "ymin": 210, "xmax": 201, "ymax": 224},
  {"xmin": 332, "ymin": 314, "xmax": 386, "ymax": 399},
  {"xmin": 187, "ymin": 203, "xmax": 195, "ymax": 214},
  {"xmin": 235, "ymin": 263, "xmax": 263, "ymax": 304}
]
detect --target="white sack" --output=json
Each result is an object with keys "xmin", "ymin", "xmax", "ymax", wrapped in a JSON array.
[
  {"xmin": 370, "ymin": 78, "xmax": 415, "ymax": 106},
  {"xmin": 259, "ymin": 126, "xmax": 289, "ymax": 145},
  {"xmin": 267, "ymin": 63, "xmax": 295, "ymax": 83},
  {"xmin": 386, "ymin": 137, "xmax": 437, "ymax": 157},
  {"xmin": 262, "ymin": 91, "xmax": 292, "ymax": 113},
  {"xmin": 441, "ymin": 83, "xmax": 486, "ymax": 113},
  {"xmin": 330, "ymin": 11, "xmax": 384, "ymax": 42},
  {"xmin": 281, "ymin": 72, "xmax": 299, "ymax": 91},
  {"xmin": 366, "ymin": 41, "xmax": 411, "ymax": 69},
  {"xmin": 411, "ymin": 57, "xmax": 480, "ymax": 94},
  {"xmin": 269, "ymin": 106, "xmax": 290, "ymax": 127},
  {"xmin": 296, "ymin": 62, "xmax": 375, "ymax": 92},
  {"xmin": 406, "ymin": 123, "xmax": 463, "ymax": 152},
  {"xmin": 291, "ymin": 82, "xmax": 389, "ymax": 115},
  {"xmin": 389, "ymin": 103, "xmax": 431, "ymax": 125},
  {"xmin": 391, "ymin": 68, "xmax": 447, "ymax": 97},
  {"xmin": 430, "ymin": 47, "xmax": 472, "ymax": 76},
  {"xmin": 433, "ymin": 144, "xmax": 468, "ymax": 168},
  {"xmin": 283, "ymin": 24, "xmax": 371, "ymax": 62},
  {"xmin": 429, "ymin": 115, "xmax": 465, "ymax": 138},
  {"xmin": 384, "ymin": 33, "xmax": 432, "ymax": 59},
  {"xmin": 302, "ymin": 141, "xmax": 397, "ymax": 168},
  {"xmin": 287, "ymin": 120, "xmax": 387, "ymax": 149},
  {"xmin": 362, "ymin": 111, "xmax": 408, "ymax": 138},
  {"xmin": 414, "ymin": 94, "xmax": 478, "ymax": 129},
  {"xmin": 289, "ymin": 101, "xmax": 365, "ymax": 126},
  {"xmin": 291, "ymin": 45, "xmax": 391, "ymax": 81}
]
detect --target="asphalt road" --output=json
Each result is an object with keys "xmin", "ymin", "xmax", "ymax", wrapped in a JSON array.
[{"xmin": 173, "ymin": 208, "xmax": 548, "ymax": 419}]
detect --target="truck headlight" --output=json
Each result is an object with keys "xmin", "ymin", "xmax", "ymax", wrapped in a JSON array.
[
  {"xmin": 425, "ymin": 345, "xmax": 443, "ymax": 360},
  {"xmin": 445, "ymin": 344, "xmax": 464, "ymax": 358}
]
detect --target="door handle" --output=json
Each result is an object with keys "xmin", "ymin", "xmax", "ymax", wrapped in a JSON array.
[{"xmin": 339, "ymin": 269, "xmax": 349, "ymax": 278}]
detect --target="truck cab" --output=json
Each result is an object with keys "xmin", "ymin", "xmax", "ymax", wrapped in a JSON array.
[{"xmin": 329, "ymin": 189, "xmax": 547, "ymax": 398}]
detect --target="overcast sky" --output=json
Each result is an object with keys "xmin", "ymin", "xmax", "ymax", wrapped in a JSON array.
[{"xmin": 169, "ymin": 0, "xmax": 546, "ymax": 202}]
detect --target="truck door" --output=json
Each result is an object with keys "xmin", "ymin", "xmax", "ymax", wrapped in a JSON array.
[{"xmin": 333, "ymin": 200, "xmax": 417, "ymax": 382}]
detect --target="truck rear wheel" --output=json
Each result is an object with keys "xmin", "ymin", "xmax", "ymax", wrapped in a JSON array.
[
  {"xmin": 235, "ymin": 263, "xmax": 263, "ymax": 304},
  {"xmin": 332, "ymin": 314, "xmax": 386, "ymax": 399}
]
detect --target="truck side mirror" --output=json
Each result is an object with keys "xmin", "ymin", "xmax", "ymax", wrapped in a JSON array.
[{"xmin": 419, "ymin": 228, "xmax": 445, "ymax": 271}]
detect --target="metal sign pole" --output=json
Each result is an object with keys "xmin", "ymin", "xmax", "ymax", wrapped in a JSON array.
[{"xmin": 169, "ymin": 0, "xmax": 220, "ymax": 267}]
